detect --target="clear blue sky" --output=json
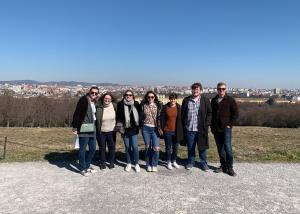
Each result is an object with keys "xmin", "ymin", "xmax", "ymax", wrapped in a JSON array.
[{"xmin": 0, "ymin": 0, "xmax": 299, "ymax": 88}]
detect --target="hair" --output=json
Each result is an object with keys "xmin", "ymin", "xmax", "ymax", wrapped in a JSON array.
[
  {"xmin": 143, "ymin": 90, "xmax": 159, "ymax": 104},
  {"xmin": 169, "ymin": 93, "xmax": 178, "ymax": 100},
  {"xmin": 89, "ymin": 86, "xmax": 99, "ymax": 93},
  {"xmin": 191, "ymin": 82, "xmax": 203, "ymax": 90},
  {"xmin": 100, "ymin": 92, "xmax": 116, "ymax": 103},
  {"xmin": 217, "ymin": 82, "xmax": 227, "ymax": 88},
  {"xmin": 122, "ymin": 90, "xmax": 135, "ymax": 100}
]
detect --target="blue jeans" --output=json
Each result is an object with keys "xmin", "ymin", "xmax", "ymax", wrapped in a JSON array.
[
  {"xmin": 97, "ymin": 132, "xmax": 116, "ymax": 165},
  {"xmin": 214, "ymin": 128, "xmax": 233, "ymax": 170},
  {"xmin": 142, "ymin": 125, "xmax": 160, "ymax": 167},
  {"xmin": 164, "ymin": 131, "xmax": 179, "ymax": 162},
  {"xmin": 185, "ymin": 131, "xmax": 207, "ymax": 168},
  {"xmin": 123, "ymin": 133, "xmax": 139, "ymax": 165},
  {"xmin": 79, "ymin": 136, "xmax": 96, "ymax": 170}
]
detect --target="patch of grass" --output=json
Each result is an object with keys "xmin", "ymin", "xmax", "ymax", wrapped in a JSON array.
[{"xmin": 0, "ymin": 127, "xmax": 299, "ymax": 163}]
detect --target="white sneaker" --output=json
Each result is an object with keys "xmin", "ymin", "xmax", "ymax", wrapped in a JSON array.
[
  {"xmin": 125, "ymin": 164, "xmax": 132, "ymax": 172},
  {"xmin": 147, "ymin": 166, "xmax": 153, "ymax": 172},
  {"xmin": 172, "ymin": 162, "xmax": 180, "ymax": 169},
  {"xmin": 167, "ymin": 162, "xmax": 173, "ymax": 170},
  {"xmin": 80, "ymin": 170, "xmax": 91, "ymax": 177},
  {"xmin": 135, "ymin": 164, "xmax": 141, "ymax": 172},
  {"xmin": 87, "ymin": 167, "xmax": 97, "ymax": 173},
  {"xmin": 152, "ymin": 166, "xmax": 158, "ymax": 172}
]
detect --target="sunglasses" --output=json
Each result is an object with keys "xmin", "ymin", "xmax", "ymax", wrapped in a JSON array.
[
  {"xmin": 147, "ymin": 96, "xmax": 155, "ymax": 99},
  {"xmin": 217, "ymin": 88, "xmax": 226, "ymax": 91},
  {"xmin": 90, "ymin": 91, "xmax": 99, "ymax": 95},
  {"xmin": 125, "ymin": 94, "xmax": 133, "ymax": 97}
]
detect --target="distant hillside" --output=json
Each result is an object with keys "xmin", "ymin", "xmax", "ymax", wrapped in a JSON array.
[{"xmin": 0, "ymin": 80, "xmax": 122, "ymax": 87}]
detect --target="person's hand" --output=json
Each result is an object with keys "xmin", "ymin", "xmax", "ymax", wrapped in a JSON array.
[
  {"xmin": 72, "ymin": 129, "xmax": 78, "ymax": 135},
  {"xmin": 158, "ymin": 128, "xmax": 164, "ymax": 136},
  {"xmin": 226, "ymin": 125, "xmax": 231, "ymax": 128}
]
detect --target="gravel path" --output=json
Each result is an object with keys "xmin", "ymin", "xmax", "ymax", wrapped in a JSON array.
[{"xmin": 0, "ymin": 162, "xmax": 299, "ymax": 214}]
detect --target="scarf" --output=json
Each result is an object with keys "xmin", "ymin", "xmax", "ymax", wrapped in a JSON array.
[{"xmin": 124, "ymin": 99, "xmax": 139, "ymax": 128}]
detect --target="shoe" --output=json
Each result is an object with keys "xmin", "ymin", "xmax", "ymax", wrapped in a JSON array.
[
  {"xmin": 80, "ymin": 170, "xmax": 91, "ymax": 177},
  {"xmin": 125, "ymin": 164, "xmax": 132, "ymax": 172},
  {"xmin": 228, "ymin": 168, "xmax": 237, "ymax": 177},
  {"xmin": 200, "ymin": 165, "xmax": 209, "ymax": 172},
  {"xmin": 87, "ymin": 167, "xmax": 96, "ymax": 173},
  {"xmin": 152, "ymin": 166, "xmax": 158, "ymax": 172},
  {"xmin": 186, "ymin": 164, "xmax": 193, "ymax": 170},
  {"xmin": 109, "ymin": 163, "xmax": 115, "ymax": 169},
  {"xmin": 147, "ymin": 166, "xmax": 153, "ymax": 172},
  {"xmin": 167, "ymin": 162, "xmax": 173, "ymax": 170},
  {"xmin": 172, "ymin": 162, "xmax": 180, "ymax": 169},
  {"xmin": 100, "ymin": 164, "xmax": 106, "ymax": 170},
  {"xmin": 135, "ymin": 164, "xmax": 141, "ymax": 173}
]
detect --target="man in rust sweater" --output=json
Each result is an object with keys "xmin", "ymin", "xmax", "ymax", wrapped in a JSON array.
[{"xmin": 211, "ymin": 82, "xmax": 239, "ymax": 176}]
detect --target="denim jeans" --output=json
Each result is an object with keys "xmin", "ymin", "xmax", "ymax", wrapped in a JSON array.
[
  {"xmin": 213, "ymin": 127, "xmax": 233, "ymax": 170},
  {"xmin": 142, "ymin": 125, "xmax": 160, "ymax": 167},
  {"xmin": 79, "ymin": 136, "xmax": 96, "ymax": 170},
  {"xmin": 164, "ymin": 131, "xmax": 179, "ymax": 162},
  {"xmin": 123, "ymin": 133, "xmax": 139, "ymax": 165},
  {"xmin": 97, "ymin": 131, "xmax": 116, "ymax": 165},
  {"xmin": 185, "ymin": 131, "xmax": 207, "ymax": 168}
]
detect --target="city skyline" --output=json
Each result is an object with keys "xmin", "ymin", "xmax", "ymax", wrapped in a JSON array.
[{"xmin": 0, "ymin": 0, "xmax": 299, "ymax": 88}]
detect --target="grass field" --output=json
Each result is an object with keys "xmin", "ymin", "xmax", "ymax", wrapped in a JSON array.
[{"xmin": 0, "ymin": 127, "xmax": 299, "ymax": 163}]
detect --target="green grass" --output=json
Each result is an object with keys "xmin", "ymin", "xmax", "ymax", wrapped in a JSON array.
[{"xmin": 0, "ymin": 127, "xmax": 299, "ymax": 162}]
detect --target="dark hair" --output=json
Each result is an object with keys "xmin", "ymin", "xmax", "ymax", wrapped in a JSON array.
[
  {"xmin": 100, "ymin": 92, "xmax": 115, "ymax": 103},
  {"xmin": 143, "ymin": 90, "xmax": 159, "ymax": 104},
  {"xmin": 169, "ymin": 93, "xmax": 178, "ymax": 100},
  {"xmin": 191, "ymin": 82, "xmax": 202, "ymax": 90},
  {"xmin": 89, "ymin": 86, "xmax": 99, "ymax": 93},
  {"xmin": 123, "ymin": 90, "xmax": 135, "ymax": 100}
]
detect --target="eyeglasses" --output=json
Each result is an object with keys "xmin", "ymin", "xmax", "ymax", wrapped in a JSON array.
[
  {"xmin": 90, "ymin": 91, "xmax": 99, "ymax": 95},
  {"xmin": 125, "ymin": 94, "xmax": 133, "ymax": 97},
  {"xmin": 217, "ymin": 88, "xmax": 226, "ymax": 91},
  {"xmin": 147, "ymin": 96, "xmax": 155, "ymax": 99}
]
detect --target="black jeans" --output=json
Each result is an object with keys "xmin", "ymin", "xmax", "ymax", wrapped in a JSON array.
[
  {"xmin": 97, "ymin": 131, "xmax": 116, "ymax": 165},
  {"xmin": 164, "ymin": 131, "xmax": 179, "ymax": 162}
]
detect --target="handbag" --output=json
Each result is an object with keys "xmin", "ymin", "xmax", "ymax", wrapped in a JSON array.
[{"xmin": 80, "ymin": 123, "xmax": 95, "ymax": 133}]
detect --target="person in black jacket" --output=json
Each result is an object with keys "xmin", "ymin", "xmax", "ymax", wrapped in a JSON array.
[
  {"xmin": 211, "ymin": 82, "xmax": 239, "ymax": 176},
  {"xmin": 116, "ymin": 90, "xmax": 141, "ymax": 172},
  {"xmin": 72, "ymin": 86, "xmax": 99, "ymax": 176},
  {"xmin": 160, "ymin": 93, "xmax": 183, "ymax": 170},
  {"xmin": 181, "ymin": 82, "xmax": 212, "ymax": 171}
]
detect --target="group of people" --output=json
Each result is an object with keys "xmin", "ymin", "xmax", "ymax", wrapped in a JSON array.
[{"xmin": 72, "ymin": 82, "xmax": 238, "ymax": 177}]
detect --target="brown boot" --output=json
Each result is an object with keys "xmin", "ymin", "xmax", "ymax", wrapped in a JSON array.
[{"xmin": 228, "ymin": 168, "xmax": 237, "ymax": 177}]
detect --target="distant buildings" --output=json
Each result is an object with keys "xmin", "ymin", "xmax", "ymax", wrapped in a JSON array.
[{"xmin": 0, "ymin": 82, "xmax": 299, "ymax": 103}]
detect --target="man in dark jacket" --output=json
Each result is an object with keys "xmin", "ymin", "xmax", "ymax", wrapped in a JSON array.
[
  {"xmin": 211, "ymin": 82, "xmax": 239, "ymax": 176},
  {"xmin": 182, "ymin": 82, "xmax": 212, "ymax": 171}
]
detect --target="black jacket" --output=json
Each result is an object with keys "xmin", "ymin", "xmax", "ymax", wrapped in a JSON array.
[
  {"xmin": 116, "ymin": 100, "xmax": 141, "ymax": 135},
  {"xmin": 211, "ymin": 94, "xmax": 239, "ymax": 134},
  {"xmin": 72, "ymin": 95, "xmax": 89, "ymax": 132},
  {"xmin": 160, "ymin": 102, "xmax": 184, "ymax": 142},
  {"xmin": 181, "ymin": 95, "xmax": 212, "ymax": 150}
]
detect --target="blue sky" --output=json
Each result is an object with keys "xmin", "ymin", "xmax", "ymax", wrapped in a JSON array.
[{"xmin": 0, "ymin": 0, "xmax": 299, "ymax": 88}]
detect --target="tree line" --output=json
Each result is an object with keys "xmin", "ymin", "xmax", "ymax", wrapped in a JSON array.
[{"xmin": 0, "ymin": 91, "xmax": 299, "ymax": 128}]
